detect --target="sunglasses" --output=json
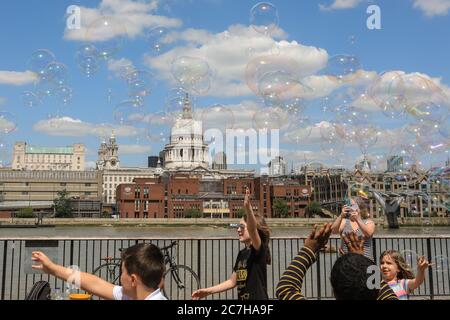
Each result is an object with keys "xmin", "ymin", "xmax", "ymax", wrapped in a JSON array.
[{"xmin": 229, "ymin": 223, "xmax": 246, "ymax": 229}]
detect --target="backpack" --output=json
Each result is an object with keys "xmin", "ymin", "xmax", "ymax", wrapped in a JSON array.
[{"xmin": 25, "ymin": 281, "xmax": 51, "ymax": 300}]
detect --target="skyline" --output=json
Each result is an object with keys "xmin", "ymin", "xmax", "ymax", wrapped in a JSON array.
[{"xmin": 0, "ymin": 0, "xmax": 449, "ymax": 172}]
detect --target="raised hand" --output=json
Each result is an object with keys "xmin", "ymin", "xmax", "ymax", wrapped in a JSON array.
[
  {"xmin": 304, "ymin": 223, "xmax": 332, "ymax": 253},
  {"xmin": 417, "ymin": 256, "xmax": 433, "ymax": 272},
  {"xmin": 31, "ymin": 251, "xmax": 55, "ymax": 274},
  {"xmin": 244, "ymin": 187, "xmax": 251, "ymax": 210},
  {"xmin": 342, "ymin": 232, "xmax": 365, "ymax": 255}
]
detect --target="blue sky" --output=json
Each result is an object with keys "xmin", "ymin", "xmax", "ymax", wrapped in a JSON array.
[{"xmin": 0, "ymin": 0, "xmax": 449, "ymax": 171}]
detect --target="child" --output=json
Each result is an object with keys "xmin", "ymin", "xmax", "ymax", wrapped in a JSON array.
[
  {"xmin": 192, "ymin": 187, "xmax": 271, "ymax": 300},
  {"xmin": 31, "ymin": 243, "xmax": 167, "ymax": 300},
  {"xmin": 380, "ymin": 250, "xmax": 432, "ymax": 300},
  {"xmin": 277, "ymin": 227, "xmax": 399, "ymax": 300}
]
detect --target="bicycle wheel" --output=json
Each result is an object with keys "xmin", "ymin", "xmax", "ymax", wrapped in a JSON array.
[
  {"xmin": 93, "ymin": 263, "xmax": 121, "ymax": 285},
  {"xmin": 163, "ymin": 265, "xmax": 200, "ymax": 300}
]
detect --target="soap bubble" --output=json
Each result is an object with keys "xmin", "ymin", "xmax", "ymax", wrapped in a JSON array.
[
  {"xmin": 113, "ymin": 100, "xmax": 145, "ymax": 125},
  {"xmin": 85, "ymin": 16, "xmax": 127, "ymax": 60},
  {"xmin": 201, "ymin": 104, "xmax": 235, "ymax": 132},
  {"xmin": 252, "ymin": 108, "xmax": 284, "ymax": 130},
  {"xmin": 283, "ymin": 117, "xmax": 312, "ymax": 144},
  {"xmin": 44, "ymin": 62, "xmax": 68, "ymax": 86},
  {"xmin": 56, "ymin": 86, "xmax": 73, "ymax": 106},
  {"xmin": 325, "ymin": 55, "xmax": 361, "ymax": 82},
  {"xmin": 147, "ymin": 26, "xmax": 170, "ymax": 54},
  {"xmin": 171, "ymin": 56, "xmax": 211, "ymax": 94},
  {"xmin": 28, "ymin": 49, "xmax": 56, "ymax": 75},
  {"xmin": 250, "ymin": 2, "xmax": 279, "ymax": 35}
]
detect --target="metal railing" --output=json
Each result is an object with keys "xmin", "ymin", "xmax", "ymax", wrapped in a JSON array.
[{"xmin": 0, "ymin": 236, "xmax": 449, "ymax": 300}]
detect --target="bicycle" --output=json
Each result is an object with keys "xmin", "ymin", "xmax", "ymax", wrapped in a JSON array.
[{"xmin": 93, "ymin": 241, "xmax": 200, "ymax": 300}]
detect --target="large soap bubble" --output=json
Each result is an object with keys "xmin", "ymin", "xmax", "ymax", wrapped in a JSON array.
[
  {"xmin": 113, "ymin": 100, "xmax": 145, "ymax": 125},
  {"xmin": 250, "ymin": 2, "xmax": 279, "ymax": 35}
]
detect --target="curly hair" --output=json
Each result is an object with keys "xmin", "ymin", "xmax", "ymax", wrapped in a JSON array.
[
  {"xmin": 330, "ymin": 253, "xmax": 379, "ymax": 300},
  {"xmin": 380, "ymin": 250, "xmax": 415, "ymax": 279}
]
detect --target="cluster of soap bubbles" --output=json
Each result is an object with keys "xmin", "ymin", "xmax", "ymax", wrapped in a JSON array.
[
  {"xmin": 369, "ymin": 72, "xmax": 450, "ymax": 157},
  {"xmin": 22, "ymin": 49, "xmax": 74, "ymax": 109},
  {"xmin": 244, "ymin": 54, "xmax": 313, "ymax": 137},
  {"xmin": 76, "ymin": 16, "xmax": 127, "ymax": 77}
]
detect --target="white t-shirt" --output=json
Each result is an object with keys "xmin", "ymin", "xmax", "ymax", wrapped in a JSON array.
[{"xmin": 112, "ymin": 286, "xmax": 167, "ymax": 300}]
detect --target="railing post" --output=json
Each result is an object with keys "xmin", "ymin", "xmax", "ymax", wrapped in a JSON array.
[
  {"xmin": 70, "ymin": 240, "xmax": 74, "ymax": 266},
  {"xmin": 1, "ymin": 241, "xmax": 8, "ymax": 300},
  {"xmin": 372, "ymin": 238, "xmax": 377, "ymax": 264},
  {"xmin": 426, "ymin": 238, "xmax": 434, "ymax": 300},
  {"xmin": 197, "ymin": 239, "xmax": 201, "ymax": 286},
  {"xmin": 316, "ymin": 253, "xmax": 321, "ymax": 300}
]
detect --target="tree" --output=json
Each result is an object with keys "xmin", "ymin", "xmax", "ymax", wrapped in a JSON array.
[
  {"xmin": 53, "ymin": 189, "xmax": 73, "ymax": 218},
  {"xmin": 305, "ymin": 201, "xmax": 322, "ymax": 218},
  {"xmin": 236, "ymin": 208, "xmax": 246, "ymax": 219},
  {"xmin": 185, "ymin": 209, "xmax": 202, "ymax": 219},
  {"xmin": 273, "ymin": 198, "xmax": 289, "ymax": 218},
  {"xmin": 16, "ymin": 207, "xmax": 35, "ymax": 218}
]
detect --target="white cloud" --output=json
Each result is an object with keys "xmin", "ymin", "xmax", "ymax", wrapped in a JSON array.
[
  {"xmin": 413, "ymin": 0, "xmax": 450, "ymax": 16},
  {"xmin": 319, "ymin": 0, "xmax": 364, "ymax": 11},
  {"xmin": 64, "ymin": 0, "xmax": 181, "ymax": 41},
  {"xmin": 33, "ymin": 116, "xmax": 145, "ymax": 137},
  {"xmin": 144, "ymin": 24, "xmax": 328, "ymax": 98},
  {"xmin": 120, "ymin": 144, "xmax": 152, "ymax": 154},
  {"xmin": 0, "ymin": 71, "xmax": 38, "ymax": 86}
]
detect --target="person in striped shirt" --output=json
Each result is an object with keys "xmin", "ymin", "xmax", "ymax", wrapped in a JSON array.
[
  {"xmin": 380, "ymin": 250, "xmax": 432, "ymax": 300},
  {"xmin": 276, "ymin": 223, "xmax": 398, "ymax": 300}
]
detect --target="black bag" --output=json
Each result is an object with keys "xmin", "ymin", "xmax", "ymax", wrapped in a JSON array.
[{"xmin": 25, "ymin": 281, "xmax": 51, "ymax": 300}]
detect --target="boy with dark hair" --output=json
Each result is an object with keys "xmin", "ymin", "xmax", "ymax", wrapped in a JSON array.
[
  {"xmin": 276, "ymin": 224, "xmax": 398, "ymax": 300},
  {"xmin": 32, "ymin": 243, "xmax": 167, "ymax": 300}
]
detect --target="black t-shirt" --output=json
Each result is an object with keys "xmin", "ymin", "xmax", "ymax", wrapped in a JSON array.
[{"xmin": 233, "ymin": 242, "xmax": 268, "ymax": 300}]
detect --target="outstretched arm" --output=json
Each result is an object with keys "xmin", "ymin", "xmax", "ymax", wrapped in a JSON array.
[
  {"xmin": 192, "ymin": 272, "xmax": 237, "ymax": 300},
  {"xmin": 32, "ymin": 251, "xmax": 115, "ymax": 300},
  {"xmin": 408, "ymin": 256, "xmax": 432, "ymax": 292},
  {"xmin": 244, "ymin": 188, "xmax": 261, "ymax": 251}
]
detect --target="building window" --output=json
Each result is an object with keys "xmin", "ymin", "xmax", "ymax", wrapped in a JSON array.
[
  {"xmin": 85, "ymin": 183, "xmax": 91, "ymax": 187},
  {"xmin": 85, "ymin": 192, "xmax": 91, "ymax": 196},
  {"xmin": 60, "ymin": 183, "xmax": 67, "ymax": 186},
  {"xmin": 144, "ymin": 187, "xmax": 149, "ymax": 198},
  {"xmin": 135, "ymin": 200, "xmax": 140, "ymax": 211},
  {"xmin": 144, "ymin": 201, "xmax": 148, "ymax": 212},
  {"xmin": 135, "ymin": 186, "xmax": 141, "ymax": 198},
  {"xmin": 22, "ymin": 191, "xmax": 28, "ymax": 195}
]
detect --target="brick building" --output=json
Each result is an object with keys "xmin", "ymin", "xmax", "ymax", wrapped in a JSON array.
[{"xmin": 116, "ymin": 174, "xmax": 311, "ymax": 219}]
